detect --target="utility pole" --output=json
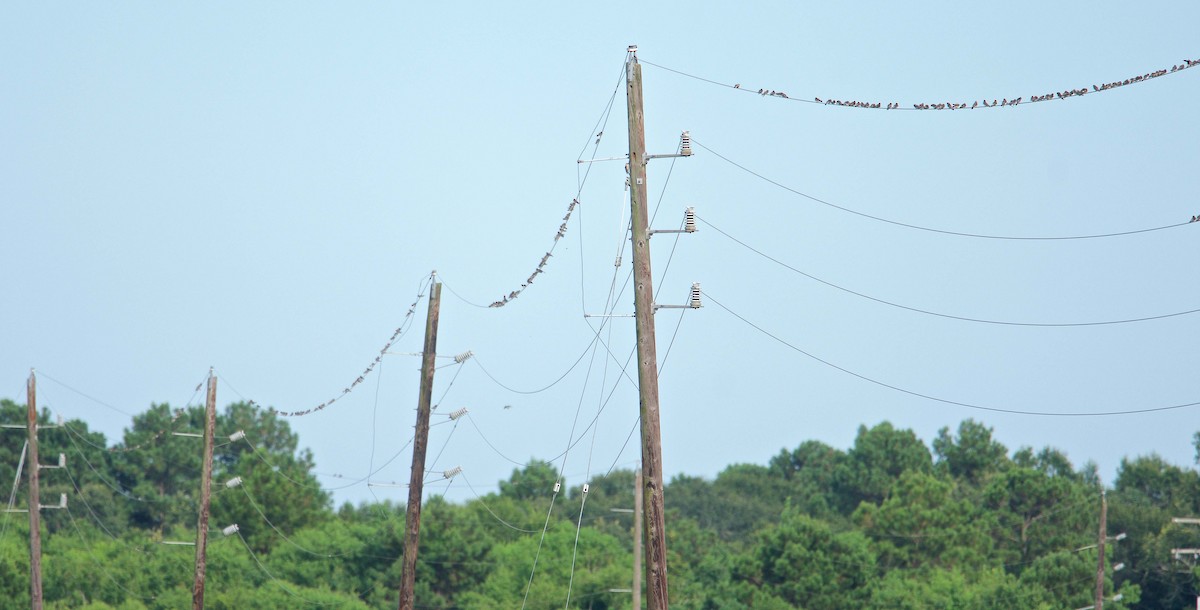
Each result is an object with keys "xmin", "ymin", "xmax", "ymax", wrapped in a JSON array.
[
  {"xmin": 1095, "ymin": 490, "xmax": 1107, "ymax": 610},
  {"xmin": 192, "ymin": 370, "xmax": 217, "ymax": 610},
  {"xmin": 399, "ymin": 280, "xmax": 441, "ymax": 610},
  {"xmin": 625, "ymin": 45, "xmax": 670, "ymax": 610},
  {"xmin": 27, "ymin": 370, "xmax": 43, "ymax": 610},
  {"xmin": 633, "ymin": 467, "xmax": 643, "ymax": 610}
]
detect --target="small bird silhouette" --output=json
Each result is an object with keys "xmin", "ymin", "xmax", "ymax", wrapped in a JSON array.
[
  {"xmin": 595, "ymin": 131, "xmax": 603, "ymax": 144},
  {"xmin": 733, "ymin": 83, "xmax": 740, "ymax": 88},
  {"xmin": 503, "ymin": 404, "xmax": 512, "ymax": 410}
]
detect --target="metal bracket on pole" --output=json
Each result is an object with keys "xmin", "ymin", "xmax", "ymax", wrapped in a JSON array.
[
  {"xmin": 650, "ymin": 207, "xmax": 697, "ymax": 235},
  {"xmin": 645, "ymin": 132, "xmax": 692, "ymax": 162},
  {"xmin": 654, "ymin": 283, "xmax": 703, "ymax": 311}
]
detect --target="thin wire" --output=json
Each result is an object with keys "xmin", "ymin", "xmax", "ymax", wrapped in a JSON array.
[
  {"xmin": 439, "ymin": 276, "xmax": 491, "ymax": 309},
  {"xmin": 432, "ymin": 362, "xmax": 465, "ymax": 410},
  {"xmin": 62, "ymin": 463, "xmax": 146, "ymax": 551},
  {"xmin": 239, "ymin": 485, "xmax": 346, "ymax": 558},
  {"xmin": 704, "ymin": 290, "xmax": 1200, "ymax": 417},
  {"xmin": 460, "ymin": 472, "xmax": 540, "ymax": 533},
  {"xmin": 701, "ymin": 215, "xmax": 1200, "ymax": 326},
  {"xmin": 601, "ymin": 307, "xmax": 687, "ymax": 479},
  {"xmin": 235, "ymin": 530, "xmax": 342, "ymax": 607},
  {"xmin": 640, "ymin": 56, "xmax": 1200, "ymax": 111},
  {"xmin": 62, "ymin": 504, "xmax": 157, "ymax": 601},
  {"xmin": 695, "ymin": 139, "xmax": 1194, "ymax": 240},
  {"xmin": 261, "ymin": 273, "xmax": 431, "ymax": 417},
  {"xmin": 520, "ymin": 485, "xmax": 562, "ymax": 610},
  {"xmin": 59, "ymin": 417, "xmax": 145, "ymax": 501},
  {"xmin": 472, "ymin": 336, "xmax": 599, "ymax": 395},
  {"xmin": 36, "ymin": 371, "xmax": 136, "ymax": 417},
  {"xmin": 424, "ymin": 420, "xmax": 460, "ymax": 481},
  {"xmin": 464, "ymin": 413, "xmax": 524, "ymax": 467}
]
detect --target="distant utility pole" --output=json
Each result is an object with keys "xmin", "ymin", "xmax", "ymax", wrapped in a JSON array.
[
  {"xmin": 625, "ymin": 45, "xmax": 670, "ymax": 610},
  {"xmin": 193, "ymin": 370, "xmax": 217, "ymax": 610},
  {"xmin": 399, "ymin": 280, "xmax": 442, "ymax": 610},
  {"xmin": 27, "ymin": 370, "xmax": 43, "ymax": 610},
  {"xmin": 1095, "ymin": 490, "xmax": 1107, "ymax": 610}
]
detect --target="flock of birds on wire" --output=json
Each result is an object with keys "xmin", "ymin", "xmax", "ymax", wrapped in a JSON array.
[
  {"xmin": 230, "ymin": 54, "xmax": 1200, "ymax": 421},
  {"xmin": 488, "ymin": 198, "xmax": 579, "ymax": 308},
  {"xmin": 729, "ymin": 58, "xmax": 1198, "ymax": 111}
]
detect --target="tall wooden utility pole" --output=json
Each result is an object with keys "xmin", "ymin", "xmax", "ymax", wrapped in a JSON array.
[
  {"xmin": 399, "ymin": 280, "xmax": 441, "ymax": 610},
  {"xmin": 27, "ymin": 370, "xmax": 43, "ymax": 610},
  {"xmin": 625, "ymin": 46, "xmax": 670, "ymax": 610},
  {"xmin": 1095, "ymin": 490, "xmax": 1108, "ymax": 610},
  {"xmin": 192, "ymin": 370, "xmax": 217, "ymax": 610},
  {"xmin": 633, "ymin": 468, "xmax": 643, "ymax": 610}
]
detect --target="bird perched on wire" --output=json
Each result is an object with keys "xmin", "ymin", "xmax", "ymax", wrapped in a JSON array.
[{"xmin": 595, "ymin": 131, "xmax": 603, "ymax": 145}]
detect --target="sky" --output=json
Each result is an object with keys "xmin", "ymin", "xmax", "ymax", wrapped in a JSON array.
[{"xmin": 2, "ymin": 2, "xmax": 1198, "ymax": 509}]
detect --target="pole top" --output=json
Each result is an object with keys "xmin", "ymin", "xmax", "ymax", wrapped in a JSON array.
[{"xmin": 627, "ymin": 45, "xmax": 638, "ymax": 55}]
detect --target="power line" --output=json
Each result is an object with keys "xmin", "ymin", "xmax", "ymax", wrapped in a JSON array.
[
  {"xmin": 694, "ymin": 138, "xmax": 1194, "ymax": 240},
  {"xmin": 703, "ymin": 289, "xmax": 1200, "ymax": 417},
  {"xmin": 641, "ymin": 56, "xmax": 1199, "ymax": 111},
  {"xmin": 700, "ymin": 215, "xmax": 1200, "ymax": 327},
  {"xmin": 257, "ymin": 274, "xmax": 430, "ymax": 417}
]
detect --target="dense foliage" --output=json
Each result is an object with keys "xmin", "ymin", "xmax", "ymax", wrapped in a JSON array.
[{"xmin": 3, "ymin": 398, "xmax": 1199, "ymax": 609}]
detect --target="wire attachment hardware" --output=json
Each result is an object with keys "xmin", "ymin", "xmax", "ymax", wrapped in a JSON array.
[
  {"xmin": 553, "ymin": 481, "xmax": 561, "ymax": 493},
  {"xmin": 221, "ymin": 524, "xmax": 240, "ymax": 537},
  {"xmin": 228, "ymin": 430, "xmax": 246, "ymax": 442},
  {"xmin": 39, "ymin": 454, "xmax": 66, "ymax": 469},
  {"xmin": 651, "ymin": 207, "xmax": 699, "ymax": 235},
  {"xmin": 582, "ymin": 483, "xmax": 590, "ymax": 494},
  {"xmin": 39, "ymin": 494, "xmax": 67, "ymax": 510},
  {"xmin": 225, "ymin": 476, "xmax": 243, "ymax": 489},
  {"xmin": 443, "ymin": 466, "xmax": 463, "ymax": 480},
  {"xmin": 454, "ymin": 351, "xmax": 474, "ymax": 364},
  {"xmin": 655, "ymin": 283, "xmax": 703, "ymax": 311},
  {"xmin": 646, "ymin": 130, "xmax": 696, "ymax": 162},
  {"xmin": 448, "ymin": 407, "xmax": 468, "ymax": 420}
]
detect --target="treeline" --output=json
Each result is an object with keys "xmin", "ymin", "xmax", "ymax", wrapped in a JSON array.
[{"xmin": 2, "ymin": 398, "xmax": 1200, "ymax": 609}]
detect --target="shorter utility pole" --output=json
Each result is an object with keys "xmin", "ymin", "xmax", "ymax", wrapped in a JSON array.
[
  {"xmin": 1095, "ymin": 490, "xmax": 1107, "ymax": 610},
  {"xmin": 193, "ymin": 370, "xmax": 217, "ymax": 610},
  {"xmin": 399, "ymin": 281, "xmax": 442, "ymax": 610},
  {"xmin": 27, "ymin": 370, "xmax": 43, "ymax": 610}
]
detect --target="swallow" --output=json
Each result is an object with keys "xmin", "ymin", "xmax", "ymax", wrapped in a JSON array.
[
  {"xmin": 815, "ymin": 97, "xmax": 823, "ymax": 103},
  {"xmin": 733, "ymin": 84, "xmax": 740, "ymax": 88}
]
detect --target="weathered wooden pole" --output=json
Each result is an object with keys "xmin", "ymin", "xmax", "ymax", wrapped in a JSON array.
[
  {"xmin": 27, "ymin": 370, "xmax": 43, "ymax": 610},
  {"xmin": 625, "ymin": 47, "xmax": 670, "ymax": 610},
  {"xmin": 1095, "ymin": 490, "xmax": 1108, "ymax": 610},
  {"xmin": 399, "ymin": 281, "xmax": 441, "ymax": 610},
  {"xmin": 192, "ymin": 370, "xmax": 217, "ymax": 610}
]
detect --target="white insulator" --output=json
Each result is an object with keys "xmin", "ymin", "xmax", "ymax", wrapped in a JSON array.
[
  {"xmin": 443, "ymin": 466, "xmax": 463, "ymax": 480},
  {"xmin": 454, "ymin": 350, "xmax": 474, "ymax": 364},
  {"xmin": 221, "ymin": 524, "xmax": 240, "ymax": 537},
  {"xmin": 689, "ymin": 282, "xmax": 702, "ymax": 308},
  {"xmin": 582, "ymin": 483, "xmax": 590, "ymax": 494},
  {"xmin": 553, "ymin": 481, "xmax": 561, "ymax": 493},
  {"xmin": 684, "ymin": 207, "xmax": 697, "ymax": 233},
  {"xmin": 225, "ymin": 476, "xmax": 243, "ymax": 489},
  {"xmin": 679, "ymin": 131, "xmax": 692, "ymax": 156},
  {"xmin": 58, "ymin": 454, "xmax": 66, "ymax": 468},
  {"xmin": 1113, "ymin": 562, "xmax": 1125, "ymax": 572},
  {"xmin": 228, "ymin": 430, "xmax": 246, "ymax": 442},
  {"xmin": 59, "ymin": 494, "xmax": 67, "ymax": 508},
  {"xmin": 449, "ymin": 407, "xmax": 468, "ymax": 420}
]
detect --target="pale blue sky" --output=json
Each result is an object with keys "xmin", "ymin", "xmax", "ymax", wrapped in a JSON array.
[{"xmin": 3, "ymin": 2, "xmax": 1198, "ymax": 507}]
